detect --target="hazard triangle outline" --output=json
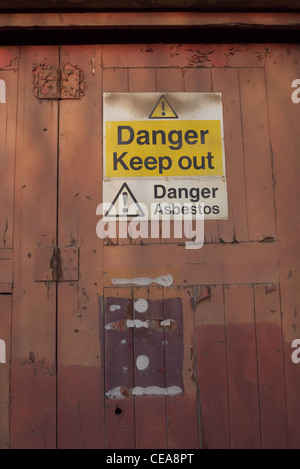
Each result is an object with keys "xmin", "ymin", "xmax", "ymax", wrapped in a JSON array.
[
  {"xmin": 104, "ymin": 182, "xmax": 146, "ymax": 218},
  {"xmin": 149, "ymin": 94, "xmax": 178, "ymax": 119}
]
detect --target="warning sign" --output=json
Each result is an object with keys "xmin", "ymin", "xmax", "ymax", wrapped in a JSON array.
[
  {"xmin": 149, "ymin": 95, "xmax": 178, "ymax": 119},
  {"xmin": 105, "ymin": 120, "xmax": 223, "ymax": 178},
  {"xmin": 103, "ymin": 93, "xmax": 228, "ymax": 220},
  {"xmin": 104, "ymin": 182, "xmax": 145, "ymax": 218}
]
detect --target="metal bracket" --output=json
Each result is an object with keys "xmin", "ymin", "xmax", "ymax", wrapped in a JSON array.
[{"xmin": 35, "ymin": 247, "xmax": 79, "ymax": 282}]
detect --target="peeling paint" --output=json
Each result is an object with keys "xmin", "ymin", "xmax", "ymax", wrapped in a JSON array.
[
  {"xmin": 111, "ymin": 274, "xmax": 173, "ymax": 287},
  {"xmin": 0, "ymin": 79, "xmax": 6, "ymax": 103},
  {"xmin": 126, "ymin": 319, "xmax": 149, "ymax": 329},
  {"xmin": 109, "ymin": 304, "xmax": 121, "ymax": 312},
  {"xmin": 160, "ymin": 319, "xmax": 175, "ymax": 327},
  {"xmin": 0, "ymin": 339, "xmax": 6, "ymax": 363},
  {"xmin": 32, "ymin": 61, "xmax": 86, "ymax": 99},
  {"xmin": 106, "ymin": 385, "xmax": 183, "ymax": 399},
  {"xmin": 105, "ymin": 317, "xmax": 177, "ymax": 332}
]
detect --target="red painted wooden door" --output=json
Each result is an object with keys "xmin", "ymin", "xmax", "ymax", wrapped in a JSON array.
[{"xmin": 4, "ymin": 43, "xmax": 300, "ymax": 448}]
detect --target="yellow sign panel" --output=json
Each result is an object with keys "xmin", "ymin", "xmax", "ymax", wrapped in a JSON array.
[{"xmin": 105, "ymin": 120, "xmax": 223, "ymax": 178}]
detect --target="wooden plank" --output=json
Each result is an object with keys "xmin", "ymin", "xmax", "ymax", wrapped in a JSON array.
[
  {"xmin": 102, "ymin": 44, "xmax": 266, "ymax": 70},
  {"xmin": 165, "ymin": 287, "xmax": 199, "ymax": 449},
  {"xmin": 1, "ymin": 12, "xmax": 300, "ymax": 30},
  {"xmin": 103, "ymin": 243, "xmax": 279, "ymax": 286},
  {"xmin": 0, "ymin": 69, "xmax": 18, "ymax": 249},
  {"xmin": 0, "ymin": 250, "xmax": 13, "ymax": 292},
  {"xmin": 0, "ymin": 295, "xmax": 11, "ymax": 449},
  {"xmin": 265, "ymin": 44, "xmax": 300, "ymax": 449},
  {"xmin": 129, "ymin": 68, "xmax": 156, "ymax": 93},
  {"xmin": 225, "ymin": 284, "xmax": 261, "ymax": 449},
  {"xmin": 10, "ymin": 46, "xmax": 58, "ymax": 449},
  {"xmin": 57, "ymin": 45, "xmax": 104, "ymax": 449},
  {"xmin": 212, "ymin": 68, "xmax": 248, "ymax": 243},
  {"xmin": 195, "ymin": 285, "xmax": 230, "ymax": 449},
  {"xmin": 103, "ymin": 67, "xmax": 128, "ymax": 93},
  {"xmin": 156, "ymin": 68, "xmax": 184, "ymax": 92},
  {"xmin": 254, "ymin": 284, "xmax": 288, "ymax": 449},
  {"xmin": 239, "ymin": 67, "xmax": 276, "ymax": 242},
  {"xmin": 133, "ymin": 286, "xmax": 167, "ymax": 449},
  {"xmin": 104, "ymin": 287, "xmax": 135, "ymax": 449},
  {"xmin": 0, "ymin": 284, "xmax": 12, "ymax": 293},
  {"xmin": 0, "ymin": 259, "xmax": 12, "ymax": 285}
]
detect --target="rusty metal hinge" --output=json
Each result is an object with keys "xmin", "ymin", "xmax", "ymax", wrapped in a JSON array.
[
  {"xmin": 32, "ymin": 62, "xmax": 86, "ymax": 100},
  {"xmin": 35, "ymin": 247, "xmax": 79, "ymax": 282}
]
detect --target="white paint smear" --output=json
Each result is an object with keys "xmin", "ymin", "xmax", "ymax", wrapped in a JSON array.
[
  {"xmin": 0, "ymin": 339, "xmax": 6, "ymax": 364},
  {"xmin": 105, "ymin": 318, "xmax": 175, "ymax": 330},
  {"xmin": 134, "ymin": 298, "xmax": 148, "ymax": 313},
  {"xmin": 109, "ymin": 304, "xmax": 121, "ymax": 312},
  {"xmin": 126, "ymin": 319, "xmax": 149, "ymax": 329},
  {"xmin": 160, "ymin": 319, "xmax": 175, "ymax": 327},
  {"xmin": 136, "ymin": 355, "xmax": 149, "ymax": 371},
  {"xmin": 106, "ymin": 385, "xmax": 183, "ymax": 399},
  {"xmin": 0, "ymin": 80, "xmax": 6, "ymax": 104},
  {"xmin": 105, "ymin": 319, "xmax": 149, "ymax": 330},
  {"xmin": 111, "ymin": 275, "xmax": 173, "ymax": 287}
]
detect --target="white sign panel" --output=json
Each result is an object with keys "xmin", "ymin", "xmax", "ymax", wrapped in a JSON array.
[{"xmin": 103, "ymin": 93, "xmax": 228, "ymax": 220}]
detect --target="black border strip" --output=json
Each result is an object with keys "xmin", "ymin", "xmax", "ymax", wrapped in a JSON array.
[{"xmin": 0, "ymin": 27, "xmax": 299, "ymax": 45}]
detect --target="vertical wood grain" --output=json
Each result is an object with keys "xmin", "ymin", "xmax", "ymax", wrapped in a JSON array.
[
  {"xmin": 11, "ymin": 46, "xmax": 58, "ymax": 449},
  {"xmin": 225, "ymin": 284, "xmax": 261, "ymax": 449},
  {"xmin": 0, "ymin": 295, "xmax": 11, "ymax": 449},
  {"xmin": 195, "ymin": 285, "xmax": 230, "ymax": 449},
  {"xmin": 57, "ymin": 45, "xmax": 104, "ymax": 449},
  {"xmin": 265, "ymin": 44, "xmax": 300, "ymax": 449},
  {"xmin": 254, "ymin": 284, "xmax": 288, "ymax": 448}
]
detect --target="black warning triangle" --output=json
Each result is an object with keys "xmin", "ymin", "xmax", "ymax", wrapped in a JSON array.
[
  {"xmin": 149, "ymin": 94, "xmax": 178, "ymax": 119},
  {"xmin": 105, "ymin": 183, "xmax": 145, "ymax": 218}
]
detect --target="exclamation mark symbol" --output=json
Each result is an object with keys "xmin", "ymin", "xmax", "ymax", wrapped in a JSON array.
[
  {"xmin": 122, "ymin": 191, "xmax": 128, "ymax": 213},
  {"xmin": 161, "ymin": 100, "xmax": 166, "ymax": 116}
]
